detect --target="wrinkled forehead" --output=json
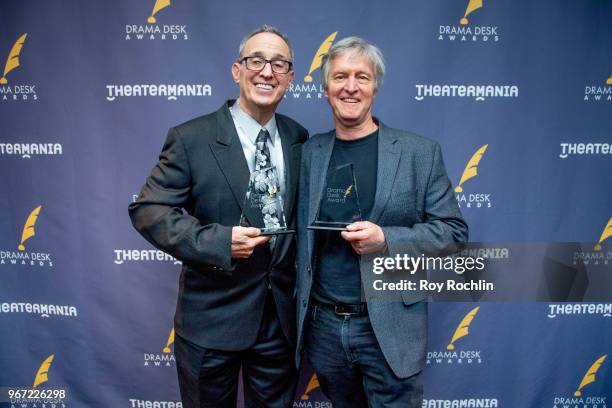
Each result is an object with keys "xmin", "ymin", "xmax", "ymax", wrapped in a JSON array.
[
  {"xmin": 242, "ymin": 32, "xmax": 291, "ymax": 60},
  {"xmin": 329, "ymin": 50, "xmax": 375, "ymax": 73}
]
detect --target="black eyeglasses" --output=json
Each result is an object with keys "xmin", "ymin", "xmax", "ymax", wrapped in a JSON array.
[{"xmin": 239, "ymin": 56, "xmax": 293, "ymax": 74}]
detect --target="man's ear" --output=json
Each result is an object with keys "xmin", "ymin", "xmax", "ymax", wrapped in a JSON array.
[{"xmin": 231, "ymin": 62, "xmax": 240, "ymax": 83}]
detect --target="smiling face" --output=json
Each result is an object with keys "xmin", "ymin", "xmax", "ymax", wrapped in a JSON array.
[
  {"xmin": 325, "ymin": 51, "xmax": 377, "ymax": 132},
  {"xmin": 231, "ymin": 32, "xmax": 294, "ymax": 123}
]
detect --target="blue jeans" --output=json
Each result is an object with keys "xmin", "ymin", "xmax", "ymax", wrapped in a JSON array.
[{"xmin": 305, "ymin": 304, "xmax": 423, "ymax": 408}]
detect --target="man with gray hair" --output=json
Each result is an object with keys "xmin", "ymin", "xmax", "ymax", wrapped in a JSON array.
[
  {"xmin": 296, "ymin": 37, "xmax": 467, "ymax": 406},
  {"xmin": 130, "ymin": 25, "xmax": 307, "ymax": 407}
]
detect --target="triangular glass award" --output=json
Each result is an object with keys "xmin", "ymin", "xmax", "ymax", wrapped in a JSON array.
[
  {"xmin": 240, "ymin": 165, "xmax": 294, "ymax": 235},
  {"xmin": 308, "ymin": 163, "xmax": 362, "ymax": 230}
]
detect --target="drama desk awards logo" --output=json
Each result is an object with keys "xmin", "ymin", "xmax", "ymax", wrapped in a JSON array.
[
  {"xmin": 427, "ymin": 306, "xmax": 483, "ymax": 364},
  {"xmin": 0, "ymin": 205, "xmax": 53, "ymax": 268},
  {"xmin": 573, "ymin": 218, "xmax": 612, "ymax": 266},
  {"xmin": 144, "ymin": 328, "xmax": 176, "ymax": 367},
  {"xmin": 553, "ymin": 355, "xmax": 607, "ymax": 408},
  {"xmin": 7, "ymin": 354, "xmax": 67, "ymax": 407},
  {"xmin": 125, "ymin": 0, "xmax": 189, "ymax": 41},
  {"xmin": 454, "ymin": 145, "xmax": 493, "ymax": 209},
  {"xmin": 438, "ymin": 0, "xmax": 499, "ymax": 42},
  {"xmin": 286, "ymin": 31, "xmax": 337, "ymax": 100},
  {"xmin": 584, "ymin": 74, "xmax": 612, "ymax": 102},
  {"xmin": 0, "ymin": 33, "xmax": 38, "ymax": 102}
]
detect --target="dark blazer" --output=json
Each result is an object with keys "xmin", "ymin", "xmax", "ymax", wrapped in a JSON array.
[
  {"xmin": 129, "ymin": 100, "xmax": 308, "ymax": 351},
  {"xmin": 296, "ymin": 122, "xmax": 468, "ymax": 378}
]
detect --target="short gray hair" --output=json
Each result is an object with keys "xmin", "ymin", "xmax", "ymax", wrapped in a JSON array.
[
  {"xmin": 320, "ymin": 36, "xmax": 385, "ymax": 90},
  {"xmin": 238, "ymin": 25, "xmax": 293, "ymax": 61}
]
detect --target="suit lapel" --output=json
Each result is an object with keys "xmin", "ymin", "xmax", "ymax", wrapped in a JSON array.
[
  {"xmin": 369, "ymin": 125, "xmax": 401, "ymax": 223},
  {"xmin": 209, "ymin": 102, "xmax": 251, "ymax": 221},
  {"xmin": 308, "ymin": 132, "xmax": 335, "ymax": 225},
  {"xmin": 307, "ymin": 132, "xmax": 335, "ymax": 258}
]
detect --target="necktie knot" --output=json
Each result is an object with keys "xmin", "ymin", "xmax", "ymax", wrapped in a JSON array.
[{"xmin": 256, "ymin": 128, "xmax": 270, "ymax": 145}]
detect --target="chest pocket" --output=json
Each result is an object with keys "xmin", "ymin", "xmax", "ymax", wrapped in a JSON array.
[{"xmin": 380, "ymin": 189, "xmax": 419, "ymax": 226}]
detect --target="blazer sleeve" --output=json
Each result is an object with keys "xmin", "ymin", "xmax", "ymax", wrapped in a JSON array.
[
  {"xmin": 128, "ymin": 127, "xmax": 234, "ymax": 270},
  {"xmin": 382, "ymin": 143, "xmax": 468, "ymax": 257}
]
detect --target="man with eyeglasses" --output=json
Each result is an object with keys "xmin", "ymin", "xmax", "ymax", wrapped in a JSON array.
[{"xmin": 129, "ymin": 25, "xmax": 307, "ymax": 407}]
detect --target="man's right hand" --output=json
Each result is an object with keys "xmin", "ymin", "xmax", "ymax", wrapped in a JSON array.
[{"xmin": 231, "ymin": 226, "xmax": 271, "ymax": 258}]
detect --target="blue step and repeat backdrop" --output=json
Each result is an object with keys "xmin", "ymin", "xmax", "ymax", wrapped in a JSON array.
[{"xmin": 1, "ymin": 0, "xmax": 611, "ymax": 407}]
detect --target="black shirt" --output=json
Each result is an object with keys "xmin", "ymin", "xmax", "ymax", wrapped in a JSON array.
[{"xmin": 312, "ymin": 130, "xmax": 378, "ymax": 305}]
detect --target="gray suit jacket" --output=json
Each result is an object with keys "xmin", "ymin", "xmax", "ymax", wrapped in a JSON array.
[
  {"xmin": 296, "ymin": 121, "xmax": 468, "ymax": 378},
  {"xmin": 129, "ymin": 101, "xmax": 308, "ymax": 351}
]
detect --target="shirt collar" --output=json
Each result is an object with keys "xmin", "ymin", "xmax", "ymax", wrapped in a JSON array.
[{"xmin": 230, "ymin": 100, "xmax": 278, "ymax": 146}]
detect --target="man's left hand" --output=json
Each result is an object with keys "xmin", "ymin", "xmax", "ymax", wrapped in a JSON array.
[{"xmin": 341, "ymin": 221, "xmax": 387, "ymax": 255}]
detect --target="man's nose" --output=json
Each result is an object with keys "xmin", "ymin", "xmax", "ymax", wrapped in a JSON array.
[
  {"xmin": 259, "ymin": 61, "xmax": 274, "ymax": 77},
  {"xmin": 344, "ymin": 76, "xmax": 358, "ymax": 92}
]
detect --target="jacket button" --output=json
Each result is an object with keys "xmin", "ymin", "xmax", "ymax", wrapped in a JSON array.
[{"xmin": 302, "ymin": 300, "xmax": 307, "ymax": 306}]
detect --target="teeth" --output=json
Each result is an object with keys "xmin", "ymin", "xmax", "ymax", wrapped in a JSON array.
[
  {"xmin": 342, "ymin": 98, "xmax": 358, "ymax": 103},
  {"xmin": 256, "ymin": 84, "xmax": 273, "ymax": 90}
]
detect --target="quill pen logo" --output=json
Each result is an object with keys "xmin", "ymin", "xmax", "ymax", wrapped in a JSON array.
[
  {"xmin": 454, "ymin": 145, "xmax": 493, "ymax": 209},
  {"xmin": 0, "ymin": 205, "xmax": 53, "ymax": 267},
  {"xmin": 148, "ymin": 0, "xmax": 171, "ymax": 24},
  {"xmin": 343, "ymin": 185, "xmax": 353, "ymax": 199},
  {"xmin": 1, "ymin": 33, "xmax": 27, "ymax": 85},
  {"xmin": 595, "ymin": 218, "xmax": 612, "ymax": 251},
  {"xmin": 427, "ymin": 307, "xmax": 483, "ymax": 364},
  {"xmin": 300, "ymin": 374, "xmax": 320, "ymax": 401},
  {"xmin": 32, "ymin": 354, "xmax": 54, "ymax": 388},
  {"xmin": 163, "ymin": 328, "xmax": 175, "ymax": 353},
  {"xmin": 438, "ymin": 0, "xmax": 499, "ymax": 42},
  {"xmin": 18, "ymin": 205, "xmax": 42, "ymax": 251},
  {"xmin": 460, "ymin": 0, "xmax": 483, "ymax": 25},
  {"xmin": 286, "ymin": 32, "xmax": 337, "ymax": 100},
  {"xmin": 575, "ymin": 355, "xmax": 607, "ymax": 397},
  {"xmin": 125, "ymin": 0, "xmax": 188, "ymax": 41},
  {"xmin": 304, "ymin": 31, "xmax": 337, "ymax": 83},
  {"xmin": 144, "ymin": 327, "xmax": 176, "ymax": 367},
  {"xmin": 0, "ymin": 33, "xmax": 38, "ymax": 102},
  {"xmin": 455, "ymin": 145, "xmax": 487, "ymax": 193},
  {"xmin": 447, "ymin": 306, "xmax": 479, "ymax": 350}
]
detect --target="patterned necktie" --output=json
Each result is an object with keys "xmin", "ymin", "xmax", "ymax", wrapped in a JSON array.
[
  {"xmin": 255, "ymin": 128, "xmax": 272, "ymax": 171},
  {"xmin": 254, "ymin": 129, "xmax": 280, "ymax": 247}
]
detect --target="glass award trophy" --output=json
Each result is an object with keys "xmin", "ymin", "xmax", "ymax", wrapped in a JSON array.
[
  {"xmin": 308, "ymin": 163, "xmax": 363, "ymax": 230},
  {"xmin": 240, "ymin": 166, "xmax": 294, "ymax": 235}
]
